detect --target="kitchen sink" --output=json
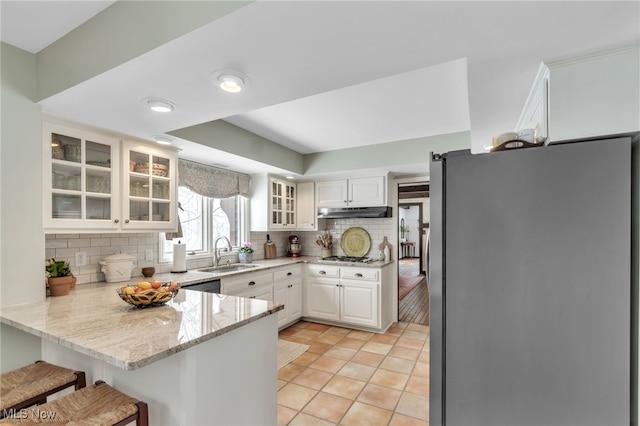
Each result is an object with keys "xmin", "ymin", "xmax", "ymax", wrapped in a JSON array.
[{"xmin": 197, "ymin": 264, "xmax": 258, "ymax": 273}]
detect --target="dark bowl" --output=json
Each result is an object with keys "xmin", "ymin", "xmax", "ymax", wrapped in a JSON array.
[{"xmin": 141, "ymin": 267, "xmax": 155, "ymax": 277}]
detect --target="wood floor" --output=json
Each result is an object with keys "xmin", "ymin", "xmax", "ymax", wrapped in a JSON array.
[{"xmin": 398, "ymin": 258, "xmax": 429, "ymax": 325}]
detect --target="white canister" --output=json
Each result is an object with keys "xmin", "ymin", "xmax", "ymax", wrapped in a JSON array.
[{"xmin": 100, "ymin": 253, "xmax": 136, "ymax": 283}]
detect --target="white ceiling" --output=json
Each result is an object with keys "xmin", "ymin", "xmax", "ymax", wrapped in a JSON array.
[{"xmin": 1, "ymin": 1, "xmax": 639, "ymax": 177}]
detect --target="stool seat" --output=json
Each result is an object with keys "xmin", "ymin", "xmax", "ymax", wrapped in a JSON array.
[
  {"xmin": 13, "ymin": 381, "xmax": 148, "ymax": 426},
  {"xmin": 1, "ymin": 361, "xmax": 86, "ymax": 416}
]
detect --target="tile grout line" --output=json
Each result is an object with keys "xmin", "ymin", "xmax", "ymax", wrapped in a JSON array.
[{"xmin": 278, "ymin": 321, "xmax": 429, "ymax": 425}]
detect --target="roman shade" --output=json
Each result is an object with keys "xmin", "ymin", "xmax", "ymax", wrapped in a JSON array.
[
  {"xmin": 178, "ymin": 159, "xmax": 250, "ymax": 198},
  {"xmin": 166, "ymin": 160, "xmax": 250, "ymax": 240}
]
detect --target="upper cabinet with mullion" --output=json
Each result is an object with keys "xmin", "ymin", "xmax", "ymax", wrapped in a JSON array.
[
  {"xmin": 44, "ymin": 121, "xmax": 120, "ymax": 231},
  {"xmin": 250, "ymin": 173, "xmax": 297, "ymax": 231},
  {"xmin": 43, "ymin": 120, "xmax": 178, "ymax": 233}
]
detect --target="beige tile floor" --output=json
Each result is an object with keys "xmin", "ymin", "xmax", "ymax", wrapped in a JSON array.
[{"xmin": 278, "ymin": 321, "xmax": 430, "ymax": 425}]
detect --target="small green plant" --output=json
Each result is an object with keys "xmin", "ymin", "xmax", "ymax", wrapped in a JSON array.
[{"xmin": 45, "ymin": 258, "xmax": 72, "ymax": 278}]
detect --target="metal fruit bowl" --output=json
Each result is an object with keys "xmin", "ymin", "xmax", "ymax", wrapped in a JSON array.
[{"xmin": 116, "ymin": 282, "xmax": 179, "ymax": 308}]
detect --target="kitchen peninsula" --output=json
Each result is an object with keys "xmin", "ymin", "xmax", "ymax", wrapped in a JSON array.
[{"xmin": 0, "ymin": 283, "xmax": 283, "ymax": 425}]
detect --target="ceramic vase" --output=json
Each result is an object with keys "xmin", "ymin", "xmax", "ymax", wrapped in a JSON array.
[
  {"xmin": 238, "ymin": 252, "xmax": 252, "ymax": 263},
  {"xmin": 48, "ymin": 276, "xmax": 73, "ymax": 296}
]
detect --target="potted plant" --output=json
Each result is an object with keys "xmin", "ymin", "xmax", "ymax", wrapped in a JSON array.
[
  {"xmin": 238, "ymin": 242, "xmax": 254, "ymax": 263},
  {"xmin": 45, "ymin": 258, "xmax": 75, "ymax": 296}
]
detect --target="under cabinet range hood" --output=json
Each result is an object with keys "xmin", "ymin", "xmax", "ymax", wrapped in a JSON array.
[{"xmin": 317, "ymin": 206, "xmax": 392, "ymax": 219}]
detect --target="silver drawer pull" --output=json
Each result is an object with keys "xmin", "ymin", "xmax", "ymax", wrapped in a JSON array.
[
  {"xmin": 319, "ymin": 271, "xmax": 326, "ymax": 275},
  {"xmin": 287, "ymin": 272, "xmax": 292, "ymax": 276},
  {"xmin": 248, "ymin": 281, "xmax": 256, "ymax": 286},
  {"xmin": 355, "ymin": 273, "xmax": 363, "ymax": 277}
]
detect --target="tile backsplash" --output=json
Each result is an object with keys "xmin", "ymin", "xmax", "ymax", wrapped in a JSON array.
[{"xmin": 46, "ymin": 219, "xmax": 395, "ymax": 285}]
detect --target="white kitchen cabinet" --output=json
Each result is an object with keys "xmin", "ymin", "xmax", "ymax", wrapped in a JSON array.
[
  {"xmin": 221, "ymin": 271, "xmax": 274, "ymax": 300},
  {"xmin": 517, "ymin": 45, "xmax": 639, "ymax": 144},
  {"xmin": 44, "ymin": 122, "xmax": 120, "ymax": 230},
  {"xmin": 273, "ymin": 266, "xmax": 303, "ymax": 328},
  {"xmin": 121, "ymin": 140, "xmax": 177, "ymax": 231},
  {"xmin": 316, "ymin": 176, "xmax": 385, "ymax": 208},
  {"xmin": 516, "ymin": 63, "xmax": 549, "ymax": 144},
  {"xmin": 295, "ymin": 181, "xmax": 316, "ymax": 230},
  {"xmin": 304, "ymin": 264, "xmax": 380, "ymax": 329},
  {"xmin": 340, "ymin": 279, "xmax": 379, "ymax": 328},
  {"xmin": 43, "ymin": 121, "xmax": 178, "ymax": 233},
  {"xmin": 250, "ymin": 174, "xmax": 296, "ymax": 231},
  {"xmin": 306, "ymin": 277, "xmax": 341, "ymax": 322}
]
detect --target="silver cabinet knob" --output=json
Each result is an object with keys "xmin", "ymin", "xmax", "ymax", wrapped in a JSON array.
[
  {"xmin": 114, "ymin": 219, "xmax": 120, "ymax": 224},
  {"xmin": 125, "ymin": 219, "xmax": 130, "ymax": 224}
]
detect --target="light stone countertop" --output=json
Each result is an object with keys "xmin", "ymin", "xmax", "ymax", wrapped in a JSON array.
[
  {"xmin": 0, "ymin": 256, "xmax": 394, "ymax": 371},
  {"xmin": 148, "ymin": 256, "xmax": 395, "ymax": 287},
  {"xmin": 0, "ymin": 284, "xmax": 283, "ymax": 371}
]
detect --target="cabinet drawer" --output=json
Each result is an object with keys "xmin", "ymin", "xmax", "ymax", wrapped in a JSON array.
[
  {"xmin": 273, "ymin": 265, "xmax": 302, "ymax": 281},
  {"xmin": 340, "ymin": 267, "xmax": 379, "ymax": 281},
  {"xmin": 221, "ymin": 272, "xmax": 273, "ymax": 295},
  {"xmin": 306, "ymin": 264, "xmax": 340, "ymax": 278}
]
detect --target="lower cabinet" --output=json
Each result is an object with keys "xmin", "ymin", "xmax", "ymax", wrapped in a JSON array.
[
  {"xmin": 273, "ymin": 265, "xmax": 303, "ymax": 328},
  {"xmin": 221, "ymin": 271, "xmax": 273, "ymax": 300},
  {"xmin": 305, "ymin": 264, "xmax": 380, "ymax": 329}
]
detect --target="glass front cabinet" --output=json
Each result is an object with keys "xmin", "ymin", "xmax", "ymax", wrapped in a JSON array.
[
  {"xmin": 271, "ymin": 179, "xmax": 296, "ymax": 229},
  {"xmin": 43, "ymin": 121, "xmax": 177, "ymax": 232},
  {"xmin": 122, "ymin": 141, "xmax": 176, "ymax": 231}
]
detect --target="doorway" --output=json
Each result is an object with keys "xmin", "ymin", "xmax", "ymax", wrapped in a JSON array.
[{"xmin": 397, "ymin": 183, "xmax": 430, "ymax": 325}]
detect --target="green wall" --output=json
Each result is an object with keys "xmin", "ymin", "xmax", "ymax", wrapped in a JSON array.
[{"xmin": 1, "ymin": 42, "xmax": 44, "ymax": 371}]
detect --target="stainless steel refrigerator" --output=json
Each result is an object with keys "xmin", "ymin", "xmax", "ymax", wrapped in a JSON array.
[{"xmin": 429, "ymin": 137, "xmax": 632, "ymax": 426}]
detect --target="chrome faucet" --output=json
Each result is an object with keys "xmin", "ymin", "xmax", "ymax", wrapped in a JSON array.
[{"xmin": 213, "ymin": 236, "xmax": 232, "ymax": 267}]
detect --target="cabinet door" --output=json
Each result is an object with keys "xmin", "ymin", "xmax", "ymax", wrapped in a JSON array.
[
  {"xmin": 270, "ymin": 180, "xmax": 296, "ymax": 229},
  {"xmin": 235, "ymin": 285, "xmax": 273, "ymax": 301},
  {"xmin": 348, "ymin": 177, "xmax": 385, "ymax": 207},
  {"xmin": 274, "ymin": 281, "xmax": 290, "ymax": 327},
  {"xmin": 122, "ymin": 141, "xmax": 177, "ymax": 231},
  {"xmin": 44, "ymin": 122, "xmax": 120, "ymax": 230},
  {"xmin": 287, "ymin": 279, "xmax": 303, "ymax": 321},
  {"xmin": 296, "ymin": 182, "xmax": 316, "ymax": 230},
  {"xmin": 274, "ymin": 279, "xmax": 303, "ymax": 328},
  {"xmin": 316, "ymin": 180, "xmax": 348, "ymax": 207},
  {"xmin": 306, "ymin": 278, "xmax": 340, "ymax": 321},
  {"xmin": 340, "ymin": 280, "xmax": 379, "ymax": 328}
]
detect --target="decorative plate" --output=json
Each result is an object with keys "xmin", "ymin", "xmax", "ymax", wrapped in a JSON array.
[{"xmin": 340, "ymin": 227, "xmax": 371, "ymax": 257}]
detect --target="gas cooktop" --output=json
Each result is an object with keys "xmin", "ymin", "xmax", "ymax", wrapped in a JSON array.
[{"xmin": 321, "ymin": 256, "xmax": 375, "ymax": 263}]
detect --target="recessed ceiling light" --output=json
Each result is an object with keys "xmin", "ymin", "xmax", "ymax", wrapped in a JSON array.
[
  {"xmin": 143, "ymin": 98, "xmax": 175, "ymax": 112},
  {"xmin": 286, "ymin": 176, "xmax": 294, "ymax": 180},
  {"xmin": 153, "ymin": 136, "xmax": 174, "ymax": 145},
  {"xmin": 218, "ymin": 74, "xmax": 244, "ymax": 93},
  {"xmin": 211, "ymin": 70, "xmax": 249, "ymax": 93}
]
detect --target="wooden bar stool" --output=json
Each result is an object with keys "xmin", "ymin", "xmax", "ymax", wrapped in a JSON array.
[
  {"xmin": 17, "ymin": 380, "xmax": 149, "ymax": 425},
  {"xmin": 0, "ymin": 360, "xmax": 86, "ymax": 418}
]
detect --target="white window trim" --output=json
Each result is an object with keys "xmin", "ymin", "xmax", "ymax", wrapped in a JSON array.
[{"xmin": 159, "ymin": 193, "xmax": 249, "ymax": 263}]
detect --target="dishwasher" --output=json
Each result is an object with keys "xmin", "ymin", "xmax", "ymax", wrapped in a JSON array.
[{"xmin": 183, "ymin": 279, "xmax": 221, "ymax": 293}]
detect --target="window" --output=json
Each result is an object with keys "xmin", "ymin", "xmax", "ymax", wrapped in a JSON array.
[{"xmin": 161, "ymin": 186, "xmax": 248, "ymax": 260}]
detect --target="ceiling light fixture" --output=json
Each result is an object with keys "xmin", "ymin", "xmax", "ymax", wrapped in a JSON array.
[
  {"xmin": 143, "ymin": 98, "xmax": 175, "ymax": 113},
  {"xmin": 153, "ymin": 136, "xmax": 174, "ymax": 146},
  {"xmin": 211, "ymin": 70, "xmax": 249, "ymax": 93}
]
